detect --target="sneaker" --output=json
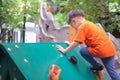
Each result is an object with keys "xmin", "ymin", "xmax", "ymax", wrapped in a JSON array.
[
  {"xmin": 90, "ymin": 63, "xmax": 104, "ymax": 72},
  {"xmin": 93, "ymin": 71, "xmax": 105, "ymax": 80}
]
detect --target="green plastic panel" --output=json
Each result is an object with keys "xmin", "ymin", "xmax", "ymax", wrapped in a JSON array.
[
  {"xmin": 0, "ymin": 42, "xmax": 110, "ymax": 80},
  {"xmin": 0, "ymin": 48, "xmax": 8, "ymax": 80}
]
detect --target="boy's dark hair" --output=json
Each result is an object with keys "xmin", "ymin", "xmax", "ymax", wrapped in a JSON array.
[{"xmin": 68, "ymin": 9, "xmax": 85, "ymax": 24}]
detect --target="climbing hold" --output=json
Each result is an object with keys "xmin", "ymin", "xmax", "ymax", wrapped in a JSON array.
[
  {"xmin": 68, "ymin": 56, "xmax": 77, "ymax": 64},
  {"xmin": 24, "ymin": 59, "xmax": 29, "ymax": 63},
  {"xmin": 8, "ymin": 48, "xmax": 12, "ymax": 52},
  {"xmin": 15, "ymin": 45, "xmax": 19, "ymax": 48},
  {"xmin": 59, "ymin": 54, "xmax": 64, "ymax": 58},
  {"xmin": 48, "ymin": 64, "xmax": 61, "ymax": 80},
  {"xmin": 52, "ymin": 45, "xmax": 55, "ymax": 47}
]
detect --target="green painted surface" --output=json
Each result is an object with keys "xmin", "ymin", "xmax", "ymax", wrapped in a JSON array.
[
  {"xmin": 0, "ymin": 45, "xmax": 26, "ymax": 80},
  {"xmin": 0, "ymin": 42, "xmax": 110, "ymax": 80}
]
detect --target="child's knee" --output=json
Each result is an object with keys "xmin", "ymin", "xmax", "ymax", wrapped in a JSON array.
[
  {"xmin": 80, "ymin": 47, "xmax": 88, "ymax": 56},
  {"xmin": 80, "ymin": 47, "xmax": 86, "ymax": 53}
]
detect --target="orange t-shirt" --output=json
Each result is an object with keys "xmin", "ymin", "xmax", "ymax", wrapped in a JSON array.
[{"xmin": 74, "ymin": 21, "xmax": 116, "ymax": 58}]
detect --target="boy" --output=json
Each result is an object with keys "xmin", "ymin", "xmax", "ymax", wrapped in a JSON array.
[{"xmin": 56, "ymin": 9, "xmax": 120, "ymax": 80}]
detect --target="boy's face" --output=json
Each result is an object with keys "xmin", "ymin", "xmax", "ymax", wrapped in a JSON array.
[
  {"xmin": 70, "ymin": 17, "xmax": 78, "ymax": 29},
  {"xmin": 70, "ymin": 16, "xmax": 84, "ymax": 29}
]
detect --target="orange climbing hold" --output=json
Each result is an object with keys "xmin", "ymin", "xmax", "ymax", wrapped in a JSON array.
[{"xmin": 48, "ymin": 64, "xmax": 61, "ymax": 80}]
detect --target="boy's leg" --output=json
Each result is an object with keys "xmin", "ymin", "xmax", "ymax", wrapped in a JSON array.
[
  {"xmin": 80, "ymin": 47, "xmax": 101, "ymax": 69},
  {"xmin": 101, "ymin": 56, "xmax": 120, "ymax": 80},
  {"xmin": 80, "ymin": 47, "xmax": 104, "ymax": 80}
]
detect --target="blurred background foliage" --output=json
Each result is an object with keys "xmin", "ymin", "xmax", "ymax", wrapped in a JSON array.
[
  {"xmin": 49, "ymin": 0, "xmax": 120, "ymax": 37},
  {"xmin": 0, "ymin": 0, "xmax": 39, "ymax": 28},
  {"xmin": 0, "ymin": 0, "xmax": 120, "ymax": 37}
]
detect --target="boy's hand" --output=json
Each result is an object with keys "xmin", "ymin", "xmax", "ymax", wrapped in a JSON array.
[{"xmin": 56, "ymin": 45, "xmax": 66, "ymax": 54}]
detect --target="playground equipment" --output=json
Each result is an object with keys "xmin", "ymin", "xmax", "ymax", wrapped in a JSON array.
[
  {"xmin": 0, "ymin": 2, "xmax": 119, "ymax": 80},
  {"xmin": 0, "ymin": 43, "xmax": 110, "ymax": 80},
  {"xmin": 39, "ymin": 2, "xmax": 74, "ymax": 42}
]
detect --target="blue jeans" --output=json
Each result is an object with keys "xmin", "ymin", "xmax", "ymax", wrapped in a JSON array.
[{"xmin": 80, "ymin": 47, "xmax": 120, "ymax": 80}]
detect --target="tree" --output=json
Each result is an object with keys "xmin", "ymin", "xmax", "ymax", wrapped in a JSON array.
[
  {"xmin": 49, "ymin": 0, "xmax": 120, "ymax": 37},
  {"xmin": 0, "ymin": 0, "xmax": 40, "ymax": 41}
]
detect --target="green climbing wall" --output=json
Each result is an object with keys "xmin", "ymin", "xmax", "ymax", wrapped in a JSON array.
[{"xmin": 0, "ymin": 42, "xmax": 110, "ymax": 80}]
